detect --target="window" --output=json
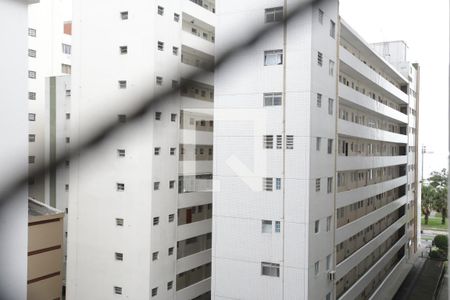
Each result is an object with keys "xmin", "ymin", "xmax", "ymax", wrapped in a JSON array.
[
  {"xmin": 153, "ymin": 217, "xmax": 159, "ymax": 225},
  {"xmin": 315, "ymin": 178, "xmax": 321, "ymax": 192},
  {"xmin": 120, "ymin": 11, "xmax": 128, "ymax": 20},
  {"xmin": 118, "ymin": 80, "xmax": 127, "ymax": 89},
  {"xmin": 326, "ymin": 292, "xmax": 331, "ymax": 300},
  {"xmin": 114, "ymin": 286, "xmax": 122, "ymax": 295},
  {"xmin": 317, "ymin": 52, "xmax": 323, "ymax": 66},
  {"xmin": 168, "ymin": 247, "xmax": 174, "ymax": 256},
  {"xmin": 61, "ymin": 64, "xmax": 71, "ymax": 74},
  {"xmin": 314, "ymin": 261, "xmax": 319, "ymax": 275},
  {"xmin": 261, "ymin": 262, "xmax": 280, "ymax": 277},
  {"xmin": 275, "ymin": 221, "xmax": 281, "ymax": 233},
  {"xmin": 286, "ymin": 135, "xmax": 294, "ymax": 149},
  {"xmin": 172, "ymin": 80, "xmax": 179, "ymax": 88},
  {"xmin": 152, "ymin": 251, "xmax": 159, "ymax": 261},
  {"xmin": 66, "ymin": 113, "xmax": 70, "ymax": 120},
  {"xmin": 329, "ymin": 60, "xmax": 335, "ymax": 76},
  {"xmin": 264, "ymin": 50, "xmax": 283, "ymax": 66},
  {"xmin": 171, "ymin": 113, "xmax": 177, "ymax": 122},
  {"xmin": 116, "ymin": 218, "xmax": 124, "ymax": 226},
  {"xmin": 152, "ymin": 287, "xmax": 158, "ymax": 297},
  {"xmin": 28, "ymin": 92, "xmax": 36, "ymax": 100},
  {"xmin": 263, "ymin": 92, "xmax": 282, "ymax": 106},
  {"xmin": 156, "ymin": 76, "xmax": 163, "ymax": 85},
  {"xmin": 318, "ymin": 9, "xmax": 324, "ymax": 24},
  {"xmin": 29, "ymin": 134, "xmax": 35, "ymax": 142},
  {"xmin": 168, "ymin": 180, "xmax": 175, "ymax": 190},
  {"xmin": 66, "ymin": 89, "xmax": 71, "ymax": 97},
  {"xmin": 262, "ymin": 220, "xmax": 272, "ymax": 233},
  {"xmin": 327, "ymin": 139, "xmax": 333, "ymax": 154},
  {"xmin": 327, "ymin": 177, "xmax": 333, "ymax": 193},
  {"xmin": 154, "ymin": 147, "xmax": 160, "ymax": 155},
  {"xmin": 168, "ymin": 214, "xmax": 175, "ymax": 222},
  {"xmin": 314, "ymin": 220, "xmax": 320, "ymax": 233},
  {"xmin": 316, "ymin": 137, "xmax": 321, "ymax": 151},
  {"xmin": 276, "ymin": 135, "xmax": 282, "ymax": 149},
  {"xmin": 263, "ymin": 135, "xmax": 273, "ymax": 149},
  {"xmin": 157, "ymin": 6, "xmax": 164, "ymax": 15},
  {"xmin": 265, "ymin": 7, "xmax": 283, "ymax": 23},
  {"xmin": 28, "ymin": 28, "xmax": 36, "ymax": 37},
  {"xmin": 117, "ymin": 183, "xmax": 125, "ymax": 191},
  {"xmin": 28, "ymin": 71, "xmax": 36, "ymax": 79},
  {"xmin": 65, "ymin": 137, "xmax": 70, "ymax": 143},
  {"xmin": 115, "ymin": 252, "xmax": 123, "ymax": 261},
  {"xmin": 118, "ymin": 114, "xmax": 127, "ymax": 123},
  {"xmin": 173, "ymin": 46, "xmax": 179, "ymax": 55},
  {"xmin": 326, "ymin": 216, "xmax": 331, "ymax": 232},
  {"xmin": 326, "ymin": 254, "xmax": 331, "ymax": 270},
  {"xmin": 263, "ymin": 177, "xmax": 273, "ymax": 191},
  {"xmin": 174, "ymin": 13, "xmax": 180, "ymax": 22},
  {"xmin": 29, "ymin": 156, "xmax": 35, "ymax": 164},
  {"xmin": 330, "ymin": 20, "xmax": 336, "ymax": 38},
  {"xmin": 29, "ymin": 113, "xmax": 36, "ymax": 121},
  {"xmin": 28, "ymin": 49, "xmax": 36, "ymax": 58},
  {"xmin": 275, "ymin": 178, "xmax": 281, "ymax": 190},
  {"xmin": 170, "ymin": 147, "xmax": 176, "ymax": 155},
  {"xmin": 62, "ymin": 43, "xmax": 71, "ymax": 54},
  {"xmin": 328, "ymin": 98, "xmax": 334, "ymax": 115},
  {"xmin": 65, "ymin": 160, "xmax": 70, "ymax": 167},
  {"xmin": 154, "ymin": 182, "xmax": 160, "ymax": 190},
  {"xmin": 120, "ymin": 46, "xmax": 128, "ymax": 54},
  {"xmin": 65, "ymin": 184, "xmax": 69, "ymax": 191},
  {"xmin": 167, "ymin": 281, "xmax": 173, "ymax": 290},
  {"xmin": 317, "ymin": 93, "xmax": 322, "ymax": 107},
  {"xmin": 155, "ymin": 112, "xmax": 162, "ymax": 120},
  {"xmin": 117, "ymin": 149, "xmax": 125, "ymax": 157},
  {"xmin": 157, "ymin": 41, "xmax": 164, "ymax": 51}
]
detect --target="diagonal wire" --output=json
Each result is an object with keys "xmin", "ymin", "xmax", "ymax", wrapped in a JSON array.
[{"xmin": 0, "ymin": 0, "xmax": 322, "ymax": 206}]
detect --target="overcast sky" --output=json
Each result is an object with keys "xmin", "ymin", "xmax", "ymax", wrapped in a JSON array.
[{"xmin": 340, "ymin": 0, "xmax": 449, "ymax": 178}]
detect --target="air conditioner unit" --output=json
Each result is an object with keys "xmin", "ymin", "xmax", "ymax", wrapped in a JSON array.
[{"xmin": 328, "ymin": 271, "xmax": 335, "ymax": 281}]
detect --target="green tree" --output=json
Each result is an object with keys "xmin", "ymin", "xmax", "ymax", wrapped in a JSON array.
[
  {"xmin": 429, "ymin": 169, "xmax": 448, "ymax": 225},
  {"xmin": 421, "ymin": 184, "xmax": 435, "ymax": 225}
]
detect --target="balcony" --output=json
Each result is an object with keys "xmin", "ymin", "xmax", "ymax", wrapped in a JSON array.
[
  {"xmin": 338, "ymin": 119, "xmax": 407, "ymax": 144},
  {"xmin": 337, "ymin": 155, "xmax": 407, "ymax": 172},
  {"xmin": 337, "ymin": 235, "xmax": 407, "ymax": 300},
  {"xmin": 176, "ymin": 277, "xmax": 211, "ymax": 300},
  {"xmin": 339, "ymin": 83, "xmax": 408, "ymax": 124},
  {"xmin": 339, "ymin": 46, "xmax": 408, "ymax": 104},
  {"xmin": 177, "ymin": 249, "xmax": 212, "ymax": 274},
  {"xmin": 337, "ymin": 175, "xmax": 407, "ymax": 209},
  {"xmin": 182, "ymin": 13, "xmax": 215, "ymax": 56},
  {"xmin": 177, "ymin": 218, "xmax": 212, "ymax": 241},
  {"xmin": 179, "ymin": 160, "xmax": 213, "ymax": 175},
  {"xmin": 336, "ymin": 214, "xmax": 406, "ymax": 278},
  {"xmin": 178, "ymin": 191, "xmax": 212, "ymax": 209}
]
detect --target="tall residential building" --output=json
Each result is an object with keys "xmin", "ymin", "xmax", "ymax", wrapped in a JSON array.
[
  {"xmin": 28, "ymin": 0, "xmax": 72, "ymax": 203},
  {"xmin": 213, "ymin": 1, "xmax": 419, "ymax": 300},
  {"xmin": 28, "ymin": 198, "xmax": 64, "ymax": 300},
  {"xmin": 67, "ymin": 0, "xmax": 215, "ymax": 299},
  {"xmin": 44, "ymin": 75, "xmax": 72, "ymax": 292},
  {"xmin": 0, "ymin": 0, "xmax": 39, "ymax": 299}
]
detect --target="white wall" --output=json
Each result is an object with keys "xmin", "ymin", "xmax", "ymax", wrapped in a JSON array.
[{"xmin": 0, "ymin": 0, "xmax": 37, "ymax": 299}]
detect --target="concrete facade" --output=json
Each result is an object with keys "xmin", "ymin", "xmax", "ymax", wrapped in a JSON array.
[
  {"xmin": 212, "ymin": 1, "xmax": 419, "ymax": 300},
  {"xmin": 27, "ymin": 198, "xmax": 64, "ymax": 300},
  {"xmin": 0, "ymin": 0, "xmax": 38, "ymax": 299},
  {"xmin": 66, "ymin": 0, "xmax": 215, "ymax": 299}
]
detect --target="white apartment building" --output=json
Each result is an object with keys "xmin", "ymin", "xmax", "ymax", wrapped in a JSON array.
[
  {"xmin": 28, "ymin": 0, "xmax": 72, "ymax": 203},
  {"xmin": 67, "ymin": 0, "xmax": 215, "ymax": 299},
  {"xmin": 213, "ymin": 1, "xmax": 419, "ymax": 300},
  {"xmin": 0, "ymin": 0, "xmax": 39, "ymax": 298}
]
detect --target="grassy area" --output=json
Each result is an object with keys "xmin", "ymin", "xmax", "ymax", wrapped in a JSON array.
[{"xmin": 422, "ymin": 215, "xmax": 448, "ymax": 231}]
